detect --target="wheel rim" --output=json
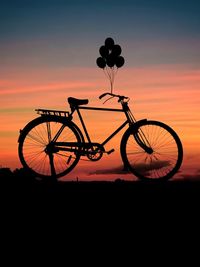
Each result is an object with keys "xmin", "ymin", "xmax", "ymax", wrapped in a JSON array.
[
  {"xmin": 20, "ymin": 119, "xmax": 80, "ymax": 178},
  {"xmin": 125, "ymin": 122, "xmax": 182, "ymax": 180}
]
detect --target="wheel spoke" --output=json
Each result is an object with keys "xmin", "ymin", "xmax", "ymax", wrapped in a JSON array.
[
  {"xmin": 19, "ymin": 118, "xmax": 81, "ymax": 179},
  {"xmin": 122, "ymin": 121, "xmax": 182, "ymax": 180}
]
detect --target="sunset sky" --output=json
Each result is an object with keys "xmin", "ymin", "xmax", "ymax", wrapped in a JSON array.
[{"xmin": 0, "ymin": 0, "xmax": 200, "ymax": 180}]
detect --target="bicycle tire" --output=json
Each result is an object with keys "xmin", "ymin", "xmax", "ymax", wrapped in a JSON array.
[
  {"xmin": 120, "ymin": 120, "xmax": 183, "ymax": 181},
  {"xmin": 18, "ymin": 116, "xmax": 82, "ymax": 180}
]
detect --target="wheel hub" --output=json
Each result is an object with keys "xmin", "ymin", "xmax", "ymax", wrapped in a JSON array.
[
  {"xmin": 146, "ymin": 147, "xmax": 153, "ymax": 154},
  {"xmin": 45, "ymin": 143, "xmax": 59, "ymax": 154}
]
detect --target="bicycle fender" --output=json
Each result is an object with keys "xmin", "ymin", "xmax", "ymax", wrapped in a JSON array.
[
  {"xmin": 18, "ymin": 116, "xmax": 84, "ymax": 144},
  {"xmin": 119, "ymin": 119, "xmax": 147, "ymax": 147},
  {"xmin": 18, "ymin": 117, "xmax": 42, "ymax": 143},
  {"xmin": 129, "ymin": 119, "xmax": 147, "ymax": 131},
  {"xmin": 18, "ymin": 129, "xmax": 23, "ymax": 143},
  {"xmin": 70, "ymin": 120, "xmax": 85, "ymax": 143}
]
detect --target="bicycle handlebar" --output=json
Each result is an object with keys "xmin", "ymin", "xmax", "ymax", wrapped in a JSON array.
[{"xmin": 99, "ymin": 92, "xmax": 128, "ymax": 102}]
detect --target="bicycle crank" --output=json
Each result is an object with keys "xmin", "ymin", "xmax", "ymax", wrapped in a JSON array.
[{"xmin": 86, "ymin": 144, "xmax": 105, "ymax": 161}]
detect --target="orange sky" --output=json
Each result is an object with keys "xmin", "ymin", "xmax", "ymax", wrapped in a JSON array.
[
  {"xmin": 1, "ymin": 1, "xmax": 200, "ymax": 180},
  {"xmin": 0, "ymin": 64, "xmax": 199, "ymax": 180}
]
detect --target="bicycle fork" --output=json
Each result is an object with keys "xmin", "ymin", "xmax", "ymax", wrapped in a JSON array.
[
  {"xmin": 124, "ymin": 103, "xmax": 153, "ymax": 154},
  {"xmin": 134, "ymin": 130, "xmax": 153, "ymax": 154}
]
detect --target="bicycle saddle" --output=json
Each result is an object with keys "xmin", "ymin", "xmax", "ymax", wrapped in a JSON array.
[{"xmin": 68, "ymin": 97, "xmax": 89, "ymax": 106}]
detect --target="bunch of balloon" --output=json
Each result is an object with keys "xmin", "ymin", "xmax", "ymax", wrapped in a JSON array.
[{"xmin": 96, "ymin": 37, "xmax": 125, "ymax": 94}]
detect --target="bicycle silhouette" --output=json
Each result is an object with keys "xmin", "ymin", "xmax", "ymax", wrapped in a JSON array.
[{"xmin": 18, "ymin": 92, "xmax": 183, "ymax": 181}]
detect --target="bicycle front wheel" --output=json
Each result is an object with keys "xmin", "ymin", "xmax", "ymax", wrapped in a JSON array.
[
  {"xmin": 18, "ymin": 116, "xmax": 81, "ymax": 180},
  {"xmin": 121, "ymin": 120, "xmax": 183, "ymax": 181}
]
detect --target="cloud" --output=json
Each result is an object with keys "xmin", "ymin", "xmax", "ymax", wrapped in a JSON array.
[
  {"xmin": 178, "ymin": 168, "xmax": 200, "ymax": 180},
  {"xmin": 89, "ymin": 165, "xmax": 130, "ymax": 175},
  {"xmin": 180, "ymin": 174, "xmax": 200, "ymax": 181},
  {"xmin": 0, "ymin": 81, "xmax": 94, "ymax": 96},
  {"xmin": 89, "ymin": 160, "xmax": 171, "ymax": 176},
  {"xmin": 133, "ymin": 160, "xmax": 171, "ymax": 171}
]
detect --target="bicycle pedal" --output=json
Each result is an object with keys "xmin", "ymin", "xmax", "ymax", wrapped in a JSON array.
[
  {"xmin": 107, "ymin": 149, "xmax": 115, "ymax": 155},
  {"xmin": 67, "ymin": 155, "xmax": 72, "ymax": 165}
]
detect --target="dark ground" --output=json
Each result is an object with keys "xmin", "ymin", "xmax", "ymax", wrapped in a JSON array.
[
  {"xmin": 1, "ymin": 171, "xmax": 200, "ymax": 211},
  {"xmin": 1, "ymin": 170, "xmax": 200, "ymax": 257},
  {"xmin": 1, "ymin": 168, "xmax": 200, "ymax": 224}
]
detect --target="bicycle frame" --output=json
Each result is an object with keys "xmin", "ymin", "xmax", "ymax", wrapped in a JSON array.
[
  {"xmin": 69, "ymin": 101, "xmax": 137, "ymax": 147},
  {"xmin": 48, "ymin": 101, "xmax": 152, "ymax": 155},
  {"xmin": 48, "ymin": 103, "xmax": 130, "ymax": 153}
]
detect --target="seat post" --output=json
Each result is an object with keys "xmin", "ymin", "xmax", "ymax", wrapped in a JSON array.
[
  {"xmin": 76, "ymin": 108, "xmax": 92, "ymax": 144},
  {"xmin": 69, "ymin": 104, "xmax": 76, "ymax": 114}
]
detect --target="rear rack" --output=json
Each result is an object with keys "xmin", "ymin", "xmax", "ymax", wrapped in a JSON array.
[{"xmin": 36, "ymin": 109, "xmax": 70, "ymax": 117}]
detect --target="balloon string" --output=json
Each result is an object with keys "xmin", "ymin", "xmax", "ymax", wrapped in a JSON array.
[
  {"xmin": 111, "ymin": 68, "xmax": 114, "ymax": 94},
  {"xmin": 103, "ymin": 66, "xmax": 118, "ymax": 94},
  {"xmin": 111, "ymin": 67, "xmax": 118, "ymax": 94},
  {"xmin": 109, "ymin": 68, "xmax": 113, "ymax": 94},
  {"xmin": 103, "ymin": 67, "xmax": 111, "ymax": 83},
  {"xmin": 104, "ymin": 67, "xmax": 112, "ymax": 93}
]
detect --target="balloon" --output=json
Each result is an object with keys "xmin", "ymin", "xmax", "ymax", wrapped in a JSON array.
[
  {"xmin": 97, "ymin": 38, "xmax": 125, "ymax": 69},
  {"xmin": 99, "ymin": 46, "xmax": 109, "ymax": 58},
  {"xmin": 105, "ymin": 37, "xmax": 115, "ymax": 49},
  {"xmin": 96, "ymin": 57, "xmax": 106, "ymax": 68},
  {"xmin": 115, "ymin": 56, "xmax": 125, "ymax": 68},
  {"xmin": 106, "ymin": 55, "xmax": 115, "ymax": 68},
  {"xmin": 112, "ymin": 44, "xmax": 122, "ymax": 56}
]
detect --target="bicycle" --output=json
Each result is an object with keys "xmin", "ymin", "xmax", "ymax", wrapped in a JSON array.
[{"xmin": 18, "ymin": 92, "xmax": 183, "ymax": 181}]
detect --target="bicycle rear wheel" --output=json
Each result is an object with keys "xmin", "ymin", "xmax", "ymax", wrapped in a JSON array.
[
  {"xmin": 18, "ymin": 116, "xmax": 81, "ymax": 180},
  {"xmin": 121, "ymin": 120, "xmax": 183, "ymax": 181}
]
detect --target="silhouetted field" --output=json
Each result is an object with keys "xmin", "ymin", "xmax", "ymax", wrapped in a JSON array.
[
  {"xmin": 1, "ymin": 169, "xmax": 200, "ymax": 233},
  {"xmin": 1, "ymin": 169, "xmax": 200, "ymax": 205}
]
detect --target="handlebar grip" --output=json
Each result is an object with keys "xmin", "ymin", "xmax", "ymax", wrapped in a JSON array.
[{"xmin": 99, "ymin": 93, "xmax": 110, "ymax": 99}]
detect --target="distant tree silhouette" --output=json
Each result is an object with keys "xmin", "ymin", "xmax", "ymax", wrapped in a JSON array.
[
  {"xmin": 13, "ymin": 167, "xmax": 29, "ymax": 177},
  {"xmin": 13, "ymin": 167, "xmax": 37, "ymax": 182},
  {"xmin": 0, "ymin": 167, "xmax": 13, "ymax": 178},
  {"xmin": 0, "ymin": 167, "xmax": 36, "ymax": 184}
]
